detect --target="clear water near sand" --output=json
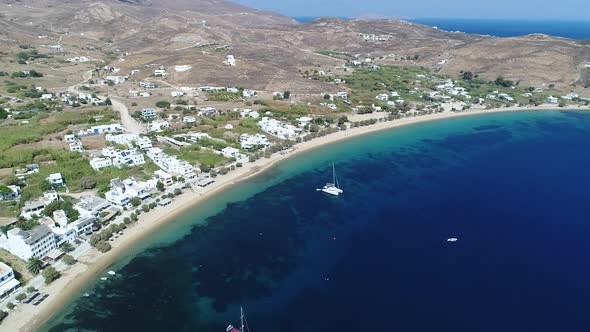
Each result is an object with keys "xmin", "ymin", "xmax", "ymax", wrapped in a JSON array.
[{"xmin": 44, "ymin": 110, "xmax": 590, "ymax": 332}]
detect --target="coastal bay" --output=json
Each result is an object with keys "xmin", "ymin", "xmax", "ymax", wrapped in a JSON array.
[{"xmin": 22, "ymin": 106, "xmax": 590, "ymax": 331}]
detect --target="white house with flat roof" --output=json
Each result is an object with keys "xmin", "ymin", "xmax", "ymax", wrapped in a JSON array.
[
  {"xmin": 90, "ymin": 157, "xmax": 113, "ymax": 171},
  {"xmin": 0, "ymin": 262, "xmax": 19, "ymax": 301},
  {"xmin": 183, "ymin": 116, "xmax": 196, "ymax": 123},
  {"xmin": 221, "ymin": 147, "xmax": 241, "ymax": 159},
  {"xmin": 136, "ymin": 137, "xmax": 153, "ymax": 149},
  {"xmin": 240, "ymin": 134, "xmax": 270, "ymax": 149},
  {"xmin": 105, "ymin": 179, "xmax": 131, "ymax": 207},
  {"xmin": 142, "ymin": 108, "xmax": 157, "ymax": 119},
  {"xmin": 154, "ymin": 170, "xmax": 174, "ymax": 186},
  {"xmin": 75, "ymin": 195, "xmax": 112, "ymax": 217},
  {"xmin": 258, "ymin": 117, "xmax": 301, "ymax": 140},
  {"xmin": 148, "ymin": 120, "xmax": 170, "ymax": 132},
  {"xmin": 47, "ymin": 173, "xmax": 64, "ymax": 187},
  {"xmin": 546, "ymin": 96, "xmax": 559, "ymax": 104}
]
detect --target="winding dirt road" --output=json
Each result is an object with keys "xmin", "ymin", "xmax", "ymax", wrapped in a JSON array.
[{"xmin": 67, "ymin": 70, "xmax": 144, "ymax": 134}]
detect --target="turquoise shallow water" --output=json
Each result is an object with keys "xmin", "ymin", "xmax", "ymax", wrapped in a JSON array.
[{"xmin": 44, "ymin": 110, "xmax": 590, "ymax": 331}]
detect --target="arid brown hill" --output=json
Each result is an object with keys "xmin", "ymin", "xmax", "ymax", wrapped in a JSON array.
[{"xmin": 1, "ymin": 0, "xmax": 589, "ymax": 92}]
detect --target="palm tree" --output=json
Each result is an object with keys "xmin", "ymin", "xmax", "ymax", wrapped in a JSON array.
[{"xmin": 26, "ymin": 258, "xmax": 42, "ymax": 275}]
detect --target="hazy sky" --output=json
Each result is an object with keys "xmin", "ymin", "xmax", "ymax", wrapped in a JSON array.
[{"xmin": 232, "ymin": 0, "xmax": 589, "ymax": 20}]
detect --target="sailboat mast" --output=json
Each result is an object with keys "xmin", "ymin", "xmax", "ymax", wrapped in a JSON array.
[
  {"xmin": 332, "ymin": 162, "xmax": 336, "ymax": 184},
  {"xmin": 240, "ymin": 307, "xmax": 245, "ymax": 332}
]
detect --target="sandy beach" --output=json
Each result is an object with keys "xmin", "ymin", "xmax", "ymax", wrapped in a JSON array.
[{"xmin": 4, "ymin": 104, "xmax": 589, "ymax": 331}]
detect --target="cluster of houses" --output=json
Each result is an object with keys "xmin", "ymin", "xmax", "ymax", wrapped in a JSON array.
[
  {"xmin": 1, "ymin": 189, "xmax": 114, "ymax": 261},
  {"xmin": 486, "ymin": 92, "xmax": 514, "ymax": 102},
  {"xmin": 90, "ymin": 147, "xmax": 146, "ymax": 171},
  {"xmin": 104, "ymin": 76, "xmax": 128, "ymax": 85},
  {"xmin": 89, "ymin": 134, "xmax": 153, "ymax": 171},
  {"xmin": 432, "ymin": 79, "xmax": 472, "ymax": 101},
  {"xmin": 258, "ymin": 117, "xmax": 301, "ymax": 140},
  {"xmin": 359, "ymin": 33, "xmax": 394, "ymax": 42},
  {"xmin": 67, "ymin": 56, "xmax": 89, "ymax": 63},
  {"xmin": 105, "ymin": 177, "xmax": 153, "ymax": 207},
  {"xmin": 61, "ymin": 92, "xmax": 106, "ymax": 107}
]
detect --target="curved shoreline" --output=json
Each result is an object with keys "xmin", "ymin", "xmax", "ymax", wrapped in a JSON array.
[{"xmin": 7, "ymin": 105, "xmax": 590, "ymax": 331}]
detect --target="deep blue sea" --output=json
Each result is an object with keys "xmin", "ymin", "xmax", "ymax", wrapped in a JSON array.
[
  {"xmin": 294, "ymin": 16, "xmax": 590, "ymax": 39},
  {"xmin": 410, "ymin": 18, "xmax": 590, "ymax": 39},
  {"xmin": 43, "ymin": 110, "xmax": 590, "ymax": 332}
]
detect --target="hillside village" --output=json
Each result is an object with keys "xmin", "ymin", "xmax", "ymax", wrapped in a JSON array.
[{"xmin": 0, "ymin": 0, "xmax": 589, "ymax": 324}]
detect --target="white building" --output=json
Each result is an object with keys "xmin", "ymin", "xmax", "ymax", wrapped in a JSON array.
[
  {"xmin": 336, "ymin": 92, "xmax": 349, "ymax": 99},
  {"xmin": 376, "ymin": 93, "xmax": 389, "ymax": 101},
  {"xmin": 298, "ymin": 116, "xmax": 313, "ymax": 127},
  {"xmin": 69, "ymin": 216, "xmax": 95, "ymax": 237},
  {"xmin": 105, "ymin": 76, "xmax": 128, "ymax": 84},
  {"xmin": 44, "ymin": 190, "xmax": 60, "ymax": 204},
  {"xmin": 78, "ymin": 124, "xmax": 123, "ymax": 136},
  {"xmin": 149, "ymin": 120, "xmax": 170, "ymax": 132},
  {"xmin": 562, "ymin": 93, "xmax": 579, "ymax": 100},
  {"xmin": 258, "ymin": 117, "xmax": 301, "ymax": 140},
  {"xmin": 221, "ymin": 147, "xmax": 241, "ymax": 159},
  {"xmin": 240, "ymin": 134, "xmax": 270, "ymax": 149},
  {"xmin": 175, "ymin": 65, "xmax": 192, "ymax": 72},
  {"xmin": 75, "ymin": 195, "xmax": 112, "ymax": 217},
  {"xmin": 139, "ymin": 82, "xmax": 156, "ymax": 89},
  {"xmin": 171, "ymin": 91, "xmax": 185, "ymax": 97},
  {"xmin": 142, "ymin": 108, "xmax": 157, "ymax": 119},
  {"xmin": 105, "ymin": 133, "xmax": 138, "ymax": 146},
  {"xmin": 154, "ymin": 170, "xmax": 174, "ymax": 186},
  {"xmin": 64, "ymin": 134, "xmax": 76, "ymax": 143},
  {"xmin": 136, "ymin": 136, "xmax": 153, "ymax": 149},
  {"xmin": 41, "ymin": 93, "xmax": 53, "ymax": 100},
  {"xmin": 47, "ymin": 173, "xmax": 64, "ymax": 187},
  {"xmin": 5, "ymin": 225, "xmax": 57, "ymax": 260},
  {"xmin": 67, "ymin": 56, "xmax": 89, "ymax": 63},
  {"xmin": 147, "ymin": 148, "xmax": 194, "ymax": 176},
  {"xmin": 0, "ymin": 262, "xmax": 20, "ymax": 301},
  {"xmin": 123, "ymin": 178, "xmax": 150, "ymax": 201},
  {"xmin": 90, "ymin": 157, "xmax": 113, "ymax": 171},
  {"xmin": 546, "ymin": 96, "xmax": 559, "ymax": 104},
  {"xmin": 154, "ymin": 69, "xmax": 168, "ymax": 77},
  {"xmin": 69, "ymin": 140, "xmax": 84, "ymax": 152},
  {"xmin": 105, "ymin": 179, "xmax": 131, "ymax": 207},
  {"xmin": 114, "ymin": 149, "xmax": 145, "ymax": 167},
  {"xmin": 243, "ymin": 90, "xmax": 257, "ymax": 98},
  {"xmin": 0, "ymin": 185, "xmax": 20, "ymax": 201},
  {"xmin": 53, "ymin": 210, "xmax": 69, "ymax": 227},
  {"xmin": 226, "ymin": 55, "xmax": 236, "ymax": 66},
  {"xmin": 183, "ymin": 116, "xmax": 197, "ymax": 123},
  {"xmin": 20, "ymin": 199, "xmax": 47, "ymax": 220}
]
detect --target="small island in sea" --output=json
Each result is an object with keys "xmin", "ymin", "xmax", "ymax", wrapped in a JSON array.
[{"xmin": 0, "ymin": 0, "xmax": 588, "ymax": 330}]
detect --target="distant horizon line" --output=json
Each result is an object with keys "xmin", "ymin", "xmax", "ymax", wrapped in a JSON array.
[{"xmin": 290, "ymin": 16, "xmax": 590, "ymax": 22}]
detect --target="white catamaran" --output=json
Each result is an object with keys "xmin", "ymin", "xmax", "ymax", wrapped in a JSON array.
[
  {"xmin": 226, "ymin": 307, "xmax": 249, "ymax": 332},
  {"xmin": 317, "ymin": 162, "xmax": 343, "ymax": 196}
]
